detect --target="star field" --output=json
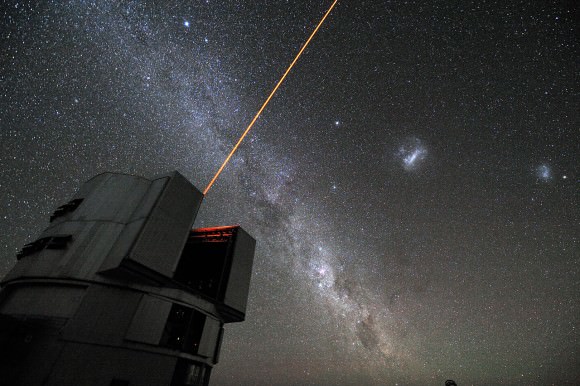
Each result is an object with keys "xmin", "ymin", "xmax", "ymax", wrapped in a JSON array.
[{"xmin": 1, "ymin": 1, "xmax": 578, "ymax": 385}]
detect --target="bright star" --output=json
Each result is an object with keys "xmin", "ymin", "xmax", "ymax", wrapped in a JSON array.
[{"xmin": 183, "ymin": 20, "xmax": 190, "ymax": 28}]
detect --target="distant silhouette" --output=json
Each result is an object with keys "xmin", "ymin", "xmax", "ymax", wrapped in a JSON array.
[{"xmin": 445, "ymin": 380, "xmax": 457, "ymax": 386}]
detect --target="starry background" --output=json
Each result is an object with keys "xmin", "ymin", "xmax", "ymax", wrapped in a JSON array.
[{"xmin": 1, "ymin": 1, "xmax": 578, "ymax": 385}]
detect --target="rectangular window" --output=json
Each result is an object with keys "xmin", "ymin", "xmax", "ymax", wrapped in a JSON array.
[
  {"xmin": 16, "ymin": 235, "xmax": 72, "ymax": 259},
  {"xmin": 171, "ymin": 359, "xmax": 211, "ymax": 386},
  {"xmin": 50, "ymin": 198, "xmax": 84, "ymax": 222},
  {"xmin": 17, "ymin": 237, "xmax": 51, "ymax": 259},
  {"xmin": 159, "ymin": 304, "xmax": 206, "ymax": 355},
  {"xmin": 185, "ymin": 310, "xmax": 206, "ymax": 355}
]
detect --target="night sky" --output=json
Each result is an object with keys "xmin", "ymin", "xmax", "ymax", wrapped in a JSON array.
[{"xmin": 1, "ymin": 1, "xmax": 578, "ymax": 385}]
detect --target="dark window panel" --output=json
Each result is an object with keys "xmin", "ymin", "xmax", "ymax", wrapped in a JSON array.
[{"xmin": 49, "ymin": 198, "xmax": 84, "ymax": 222}]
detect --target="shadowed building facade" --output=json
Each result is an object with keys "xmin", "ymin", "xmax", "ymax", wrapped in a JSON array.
[{"xmin": 0, "ymin": 171, "xmax": 255, "ymax": 386}]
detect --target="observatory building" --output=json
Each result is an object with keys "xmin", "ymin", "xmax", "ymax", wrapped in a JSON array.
[{"xmin": 0, "ymin": 171, "xmax": 255, "ymax": 386}]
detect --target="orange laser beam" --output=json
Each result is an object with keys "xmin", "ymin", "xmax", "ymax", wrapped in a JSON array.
[{"xmin": 203, "ymin": 0, "xmax": 339, "ymax": 195}]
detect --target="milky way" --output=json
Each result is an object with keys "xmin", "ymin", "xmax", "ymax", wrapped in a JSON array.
[{"xmin": 1, "ymin": 1, "xmax": 578, "ymax": 385}]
